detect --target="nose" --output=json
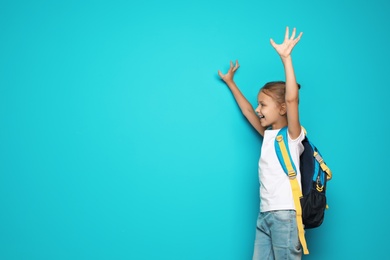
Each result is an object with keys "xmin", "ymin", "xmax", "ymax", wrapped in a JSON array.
[{"xmin": 255, "ymin": 105, "xmax": 260, "ymax": 114}]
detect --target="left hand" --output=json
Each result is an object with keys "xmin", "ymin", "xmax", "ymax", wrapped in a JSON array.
[{"xmin": 270, "ymin": 27, "xmax": 303, "ymax": 59}]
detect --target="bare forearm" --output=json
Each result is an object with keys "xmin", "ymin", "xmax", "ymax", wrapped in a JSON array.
[
  {"xmin": 218, "ymin": 61, "xmax": 264, "ymax": 136},
  {"xmin": 270, "ymin": 27, "xmax": 302, "ymax": 104},
  {"xmin": 224, "ymin": 80, "xmax": 254, "ymax": 116},
  {"xmin": 282, "ymin": 56, "xmax": 299, "ymax": 103}
]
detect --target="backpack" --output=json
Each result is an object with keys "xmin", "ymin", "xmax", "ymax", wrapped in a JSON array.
[{"xmin": 274, "ymin": 126, "xmax": 332, "ymax": 255}]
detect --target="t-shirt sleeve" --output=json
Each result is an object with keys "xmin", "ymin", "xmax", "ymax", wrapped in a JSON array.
[
  {"xmin": 288, "ymin": 128, "xmax": 305, "ymax": 156},
  {"xmin": 287, "ymin": 127, "xmax": 305, "ymax": 143}
]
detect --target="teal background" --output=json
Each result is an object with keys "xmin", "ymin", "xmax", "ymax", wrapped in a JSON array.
[{"xmin": 1, "ymin": 0, "xmax": 389, "ymax": 259}]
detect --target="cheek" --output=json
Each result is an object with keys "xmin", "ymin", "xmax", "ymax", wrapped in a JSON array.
[{"xmin": 272, "ymin": 104, "xmax": 281, "ymax": 112}]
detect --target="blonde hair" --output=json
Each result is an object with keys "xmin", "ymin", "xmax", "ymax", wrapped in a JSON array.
[{"xmin": 260, "ymin": 81, "xmax": 301, "ymax": 105}]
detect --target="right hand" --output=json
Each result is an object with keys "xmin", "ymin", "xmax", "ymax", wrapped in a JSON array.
[
  {"xmin": 270, "ymin": 27, "xmax": 302, "ymax": 60},
  {"xmin": 218, "ymin": 60, "xmax": 240, "ymax": 83}
]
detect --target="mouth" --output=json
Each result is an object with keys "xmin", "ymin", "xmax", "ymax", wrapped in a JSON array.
[{"xmin": 259, "ymin": 115, "xmax": 265, "ymax": 119}]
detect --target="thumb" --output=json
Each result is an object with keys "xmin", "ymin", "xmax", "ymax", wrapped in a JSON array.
[{"xmin": 270, "ymin": 38, "xmax": 277, "ymax": 48}]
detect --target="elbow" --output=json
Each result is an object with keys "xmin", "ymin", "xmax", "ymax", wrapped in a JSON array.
[{"xmin": 285, "ymin": 96, "xmax": 299, "ymax": 104}]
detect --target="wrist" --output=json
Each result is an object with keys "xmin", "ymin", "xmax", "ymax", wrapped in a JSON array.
[
  {"xmin": 281, "ymin": 55, "xmax": 292, "ymax": 63},
  {"xmin": 224, "ymin": 78, "xmax": 235, "ymax": 85}
]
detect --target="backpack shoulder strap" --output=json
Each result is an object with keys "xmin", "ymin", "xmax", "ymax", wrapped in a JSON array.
[
  {"xmin": 275, "ymin": 127, "xmax": 297, "ymax": 177},
  {"xmin": 274, "ymin": 126, "xmax": 309, "ymax": 255},
  {"xmin": 313, "ymin": 150, "xmax": 333, "ymax": 180}
]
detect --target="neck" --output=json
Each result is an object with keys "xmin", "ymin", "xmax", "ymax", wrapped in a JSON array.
[{"xmin": 270, "ymin": 118, "xmax": 288, "ymax": 130}]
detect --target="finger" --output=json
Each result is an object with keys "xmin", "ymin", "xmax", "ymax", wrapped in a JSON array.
[
  {"xmin": 270, "ymin": 38, "xmax": 277, "ymax": 48},
  {"xmin": 297, "ymin": 31, "xmax": 303, "ymax": 40},
  {"xmin": 229, "ymin": 60, "xmax": 234, "ymax": 69},
  {"xmin": 218, "ymin": 70, "xmax": 224, "ymax": 78},
  {"xmin": 233, "ymin": 60, "xmax": 239, "ymax": 71},
  {"xmin": 293, "ymin": 32, "xmax": 303, "ymax": 45},
  {"xmin": 290, "ymin": 27, "xmax": 296, "ymax": 40},
  {"xmin": 284, "ymin": 26, "xmax": 289, "ymax": 41}
]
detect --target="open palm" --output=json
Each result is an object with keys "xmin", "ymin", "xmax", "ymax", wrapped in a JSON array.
[{"xmin": 270, "ymin": 27, "xmax": 303, "ymax": 58}]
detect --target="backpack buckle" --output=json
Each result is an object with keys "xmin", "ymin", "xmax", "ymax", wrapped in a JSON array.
[
  {"xmin": 288, "ymin": 170, "xmax": 296, "ymax": 179},
  {"xmin": 316, "ymin": 183, "xmax": 324, "ymax": 192},
  {"xmin": 314, "ymin": 152, "xmax": 324, "ymax": 164}
]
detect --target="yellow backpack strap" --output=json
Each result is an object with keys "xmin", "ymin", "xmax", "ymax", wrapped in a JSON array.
[{"xmin": 276, "ymin": 128, "xmax": 309, "ymax": 255}]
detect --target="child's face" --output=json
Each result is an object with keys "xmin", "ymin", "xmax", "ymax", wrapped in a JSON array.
[{"xmin": 255, "ymin": 91, "xmax": 285, "ymax": 128}]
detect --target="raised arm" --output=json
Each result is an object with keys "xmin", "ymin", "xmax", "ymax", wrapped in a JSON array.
[
  {"xmin": 218, "ymin": 61, "xmax": 265, "ymax": 136},
  {"xmin": 270, "ymin": 27, "xmax": 303, "ymax": 139}
]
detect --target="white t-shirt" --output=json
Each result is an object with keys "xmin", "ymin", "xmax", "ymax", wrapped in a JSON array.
[{"xmin": 258, "ymin": 128, "xmax": 305, "ymax": 212}]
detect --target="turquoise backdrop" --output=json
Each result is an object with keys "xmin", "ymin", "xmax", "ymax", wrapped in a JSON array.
[{"xmin": 1, "ymin": 0, "xmax": 389, "ymax": 259}]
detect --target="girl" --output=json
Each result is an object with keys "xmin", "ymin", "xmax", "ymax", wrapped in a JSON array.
[{"xmin": 218, "ymin": 27, "xmax": 305, "ymax": 260}]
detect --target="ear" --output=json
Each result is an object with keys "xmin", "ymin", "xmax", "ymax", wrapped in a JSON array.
[{"xmin": 279, "ymin": 103, "xmax": 287, "ymax": 116}]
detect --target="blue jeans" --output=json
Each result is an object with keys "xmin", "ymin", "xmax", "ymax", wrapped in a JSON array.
[{"xmin": 252, "ymin": 210, "xmax": 302, "ymax": 260}]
